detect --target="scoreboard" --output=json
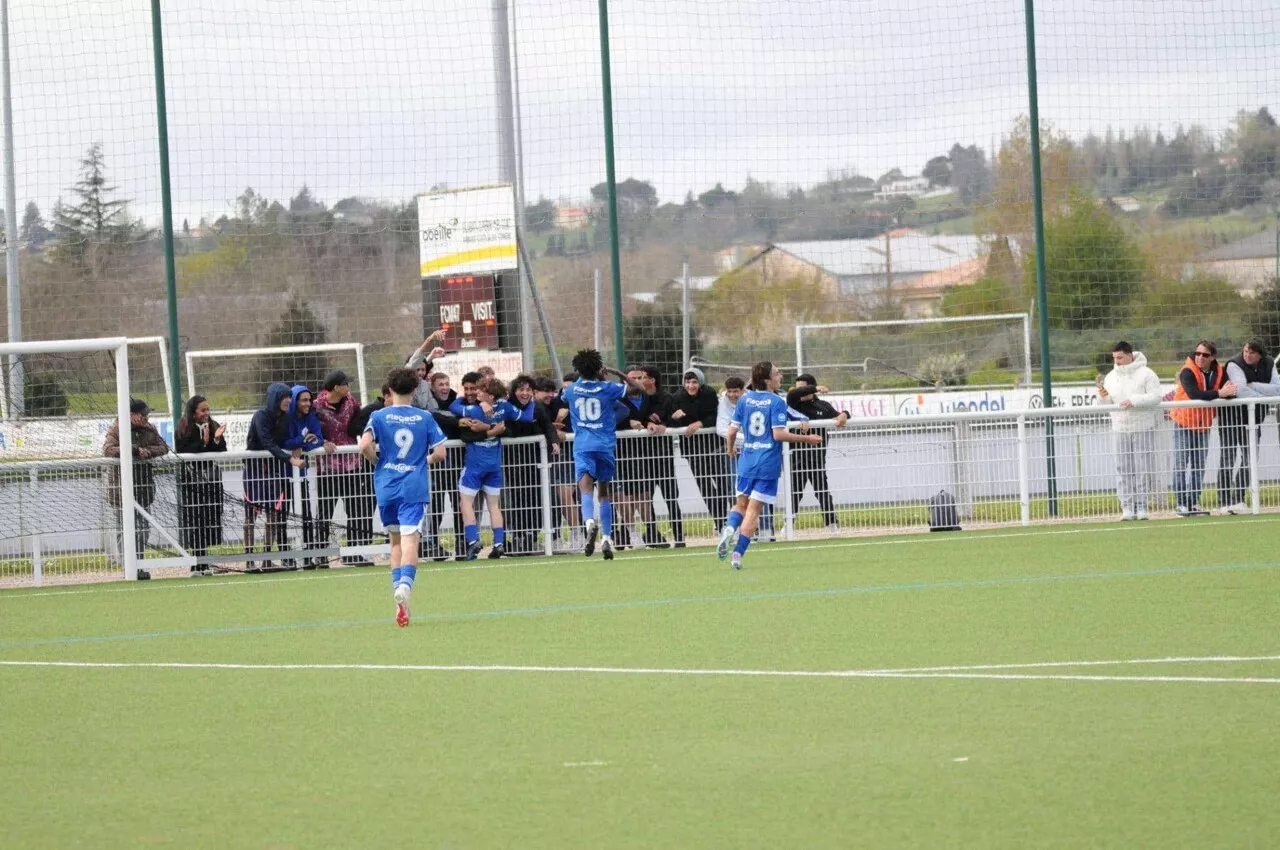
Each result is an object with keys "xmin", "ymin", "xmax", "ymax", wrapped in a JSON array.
[{"xmin": 432, "ymin": 274, "xmax": 499, "ymax": 351}]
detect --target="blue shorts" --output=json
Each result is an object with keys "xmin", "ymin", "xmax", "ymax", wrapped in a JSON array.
[
  {"xmin": 736, "ymin": 474, "xmax": 779, "ymax": 505},
  {"xmin": 379, "ymin": 500, "xmax": 427, "ymax": 535},
  {"xmin": 574, "ymin": 449, "xmax": 616, "ymax": 483},
  {"xmin": 459, "ymin": 466, "xmax": 502, "ymax": 496}
]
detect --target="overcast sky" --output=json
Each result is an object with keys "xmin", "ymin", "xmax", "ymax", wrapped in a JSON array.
[{"xmin": 4, "ymin": 0, "xmax": 1278, "ymax": 225}]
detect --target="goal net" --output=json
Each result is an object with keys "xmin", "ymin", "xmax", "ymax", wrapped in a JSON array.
[
  {"xmin": 796, "ymin": 314, "xmax": 1031, "ymax": 392},
  {"xmin": 0, "ymin": 337, "xmax": 143, "ymax": 587}
]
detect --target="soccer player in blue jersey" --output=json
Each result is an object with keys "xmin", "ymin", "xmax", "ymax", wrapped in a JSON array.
[
  {"xmin": 562, "ymin": 348, "xmax": 645, "ymax": 560},
  {"xmin": 450, "ymin": 376, "xmax": 521, "ymax": 561},
  {"xmin": 718, "ymin": 361, "xmax": 823, "ymax": 570},
  {"xmin": 359, "ymin": 367, "xmax": 448, "ymax": 626}
]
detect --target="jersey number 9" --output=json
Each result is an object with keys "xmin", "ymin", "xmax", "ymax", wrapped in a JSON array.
[{"xmin": 393, "ymin": 427, "xmax": 414, "ymax": 459}]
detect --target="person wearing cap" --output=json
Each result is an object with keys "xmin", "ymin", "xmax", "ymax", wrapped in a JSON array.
[
  {"xmin": 103, "ymin": 398, "xmax": 171, "ymax": 567},
  {"xmin": 1097, "ymin": 341, "xmax": 1162, "ymax": 521},
  {"xmin": 785, "ymin": 374, "xmax": 848, "ymax": 531},
  {"xmin": 1218, "ymin": 338, "xmax": 1280, "ymax": 515},
  {"xmin": 314, "ymin": 370, "xmax": 375, "ymax": 566},
  {"xmin": 667, "ymin": 366, "xmax": 733, "ymax": 533}
]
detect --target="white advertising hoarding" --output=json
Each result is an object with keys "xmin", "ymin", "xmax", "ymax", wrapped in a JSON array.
[{"xmin": 418, "ymin": 185, "xmax": 518, "ymax": 277}]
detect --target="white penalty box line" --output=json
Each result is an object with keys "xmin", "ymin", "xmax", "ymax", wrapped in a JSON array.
[{"xmin": 3, "ymin": 655, "xmax": 1280, "ymax": 685}]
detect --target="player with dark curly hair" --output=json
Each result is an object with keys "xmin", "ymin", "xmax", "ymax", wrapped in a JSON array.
[{"xmin": 562, "ymin": 349, "xmax": 644, "ymax": 559}]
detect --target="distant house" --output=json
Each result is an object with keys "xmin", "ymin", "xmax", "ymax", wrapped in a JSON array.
[
  {"xmin": 1109, "ymin": 196, "xmax": 1141, "ymax": 213},
  {"xmin": 1195, "ymin": 228, "xmax": 1279, "ymax": 296},
  {"xmin": 714, "ymin": 243, "xmax": 765, "ymax": 272},
  {"xmin": 732, "ymin": 231, "xmax": 986, "ymax": 318},
  {"xmin": 554, "ymin": 205, "xmax": 591, "ymax": 230},
  {"xmin": 875, "ymin": 176, "xmax": 931, "ymax": 199}
]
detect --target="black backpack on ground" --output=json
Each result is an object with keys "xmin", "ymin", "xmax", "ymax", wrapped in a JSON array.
[{"xmin": 928, "ymin": 490, "xmax": 961, "ymax": 532}]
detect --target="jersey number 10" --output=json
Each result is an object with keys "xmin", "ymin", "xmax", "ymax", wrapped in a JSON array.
[{"xmin": 574, "ymin": 397, "xmax": 602, "ymax": 422}]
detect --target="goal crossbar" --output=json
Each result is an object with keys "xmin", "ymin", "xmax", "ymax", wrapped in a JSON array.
[
  {"xmin": 795, "ymin": 313, "xmax": 1032, "ymax": 385},
  {"xmin": 185, "ymin": 343, "xmax": 368, "ymax": 406}
]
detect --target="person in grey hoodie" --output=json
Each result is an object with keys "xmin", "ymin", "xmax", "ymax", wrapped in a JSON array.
[
  {"xmin": 405, "ymin": 329, "xmax": 447, "ymax": 410},
  {"xmin": 1098, "ymin": 341, "xmax": 1163, "ymax": 520}
]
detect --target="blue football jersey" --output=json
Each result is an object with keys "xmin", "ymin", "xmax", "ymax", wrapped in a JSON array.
[
  {"xmin": 732, "ymin": 390, "xmax": 790, "ymax": 480},
  {"xmin": 366, "ymin": 405, "xmax": 447, "ymax": 504},
  {"xmin": 450, "ymin": 399, "xmax": 520, "ymax": 472},
  {"xmin": 563, "ymin": 379, "xmax": 627, "ymax": 454}
]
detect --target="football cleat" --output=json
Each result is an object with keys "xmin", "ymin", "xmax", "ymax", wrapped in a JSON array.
[
  {"xmin": 601, "ymin": 537, "xmax": 614, "ymax": 561},
  {"xmin": 487, "ymin": 543, "xmax": 505, "ymax": 559},
  {"xmin": 393, "ymin": 584, "xmax": 411, "ymax": 628},
  {"xmin": 583, "ymin": 520, "xmax": 599, "ymax": 557},
  {"xmin": 730, "ymin": 553, "xmax": 743, "ymax": 571},
  {"xmin": 716, "ymin": 526, "xmax": 736, "ymax": 561}
]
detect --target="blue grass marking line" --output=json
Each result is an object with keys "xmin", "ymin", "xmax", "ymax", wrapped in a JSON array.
[{"xmin": 1, "ymin": 559, "xmax": 1278, "ymax": 651}]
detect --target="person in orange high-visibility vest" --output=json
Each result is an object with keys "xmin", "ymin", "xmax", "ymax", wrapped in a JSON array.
[{"xmin": 1170, "ymin": 340, "xmax": 1236, "ymax": 515}]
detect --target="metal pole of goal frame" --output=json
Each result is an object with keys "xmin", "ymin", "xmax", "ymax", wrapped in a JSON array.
[
  {"xmin": 596, "ymin": 0, "xmax": 626, "ymax": 370},
  {"xmin": 1024, "ymin": 0, "xmax": 1057, "ymax": 516},
  {"xmin": 681, "ymin": 262, "xmax": 691, "ymax": 372},
  {"xmin": 593, "ymin": 268, "xmax": 602, "ymax": 351},
  {"xmin": 150, "ymin": 0, "xmax": 183, "ymax": 434},
  {"xmin": 1, "ymin": 0, "xmax": 21, "ymax": 417}
]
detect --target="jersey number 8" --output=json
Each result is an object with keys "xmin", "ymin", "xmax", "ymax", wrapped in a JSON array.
[{"xmin": 748, "ymin": 410, "xmax": 767, "ymax": 437}]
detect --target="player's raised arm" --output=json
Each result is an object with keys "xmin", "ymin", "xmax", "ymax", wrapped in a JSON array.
[
  {"xmin": 603, "ymin": 365, "xmax": 645, "ymax": 396},
  {"xmin": 428, "ymin": 442, "xmax": 447, "ymax": 464}
]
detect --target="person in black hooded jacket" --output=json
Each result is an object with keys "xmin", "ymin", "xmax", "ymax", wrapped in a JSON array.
[
  {"xmin": 665, "ymin": 367, "xmax": 733, "ymax": 532},
  {"xmin": 785, "ymin": 373, "xmax": 848, "ymax": 529}
]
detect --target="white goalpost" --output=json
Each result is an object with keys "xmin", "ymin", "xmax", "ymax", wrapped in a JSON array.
[
  {"xmin": 185, "ymin": 342, "xmax": 368, "ymax": 406},
  {"xmin": 795, "ymin": 312, "xmax": 1033, "ymax": 387},
  {"xmin": 0, "ymin": 337, "xmax": 140, "ymax": 585}
]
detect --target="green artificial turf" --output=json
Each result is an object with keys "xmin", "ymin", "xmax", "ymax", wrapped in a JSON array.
[{"xmin": 2, "ymin": 518, "xmax": 1279, "ymax": 848}]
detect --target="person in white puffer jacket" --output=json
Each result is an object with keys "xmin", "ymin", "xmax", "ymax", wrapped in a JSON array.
[{"xmin": 1098, "ymin": 341, "xmax": 1163, "ymax": 520}]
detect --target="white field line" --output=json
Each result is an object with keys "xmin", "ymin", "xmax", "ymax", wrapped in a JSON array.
[
  {"xmin": 5, "ymin": 515, "xmax": 1279, "ymax": 601},
  {"xmin": 2, "ymin": 655, "xmax": 1279, "ymax": 685}
]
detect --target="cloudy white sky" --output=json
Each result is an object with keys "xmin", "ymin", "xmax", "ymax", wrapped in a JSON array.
[{"xmin": 4, "ymin": 0, "xmax": 1278, "ymax": 225}]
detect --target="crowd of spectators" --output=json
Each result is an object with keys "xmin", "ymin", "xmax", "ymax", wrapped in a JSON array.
[{"xmin": 114, "ymin": 331, "xmax": 1280, "ymax": 570}]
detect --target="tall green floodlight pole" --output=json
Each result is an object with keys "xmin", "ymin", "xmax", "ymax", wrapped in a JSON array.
[
  {"xmin": 596, "ymin": 0, "xmax": 626, "ymax": 369},
  {"xmin": 151, "ymin": 0, "xmax": 182, "ymax": 430},
  {"xmin": 1024, "ymin": 0, "xmax": 1057, "ymax": 515}
]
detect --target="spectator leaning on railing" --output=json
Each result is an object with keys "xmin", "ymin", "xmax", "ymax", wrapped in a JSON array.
[
  {"xmin": 314, "ymin": 370, "xmax": 375, "ymax": 567},
  {"xmin": 174, "ymin": 394, "xmax": 228, "ymax": 575},
  {"xmin": 345, "ymin": 382, "xmax": 392, "ymax": 566},
  {"xmin": 284, "ymin": 384, "xmax": 336, "ymax": 568},
  {"xmin": 785, "ymin": 373, "xmax": 848, "ymax": 531},
  {"xmin": 1097, "ymin": 341, "xmax": 1162, "ymax": 521},
  {"xmin": 667, "ymin": 367, "xmax": 733, "ymax": 534},
  {"xmin": 103, "ymin": 398, "xmax": 171, "ymax": 568},
  {"xmin": 1169, "ymin": 340, "xmax": 1235, "ymax": 516},
  {"xmin": 1218, "ymin": 339, "xmax": 1280, "ymax": 515}
]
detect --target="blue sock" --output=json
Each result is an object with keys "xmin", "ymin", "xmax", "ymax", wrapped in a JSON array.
[
  {"xmin": 390, "ymin": 566, "xmax": 402, "ymax": 587},
  {"xmin": 727, "ymin": 510, "xmax": 744, "ymax": 531},
  {"xmin": 493, "ymin": 527, "xmax": 505, "ymax": 546},
  {"xmin": 399, "ymin": 564, "xmax": 417, "ymax": 589},
  {"xmin": 734, "ymin": 534, "xmax": 751, "ymax": 556},
  {"xmin": 465, "ymin": 524, "xmax": 479, "ymax": 545},
  {"xmin": 581, "ymin": 490, "xmax": 595, "ymax": 524},
  {"xmin": 600, "ymin": 499, "xmax": 614, "ymax": 538}
]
